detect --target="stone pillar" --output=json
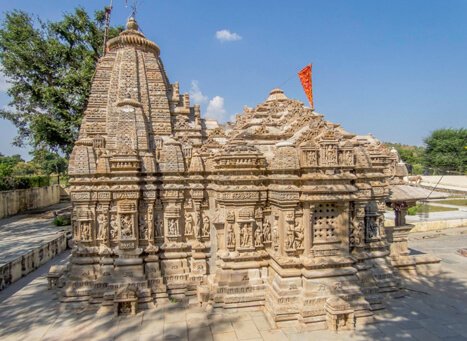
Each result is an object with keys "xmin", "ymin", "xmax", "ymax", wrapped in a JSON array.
[
  {"xmin": 337, "ymin": 202, "xmax": 350, "ymax": 254},
  {"xmin": 276, "ymin": 210, "xmax": 284, "ymax": 255},
  {"xmin": 146, "ymin": 200, "xmax": 155, "ymax": 244}
]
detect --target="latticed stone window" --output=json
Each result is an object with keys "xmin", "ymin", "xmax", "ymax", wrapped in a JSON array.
[{"xmin": 312, "ymin": 203, "xmax": 339, "ymax": 242}]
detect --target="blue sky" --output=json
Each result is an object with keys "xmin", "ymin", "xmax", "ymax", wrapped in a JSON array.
[{"xmin": 0, "ymin": 0, "xmax": 466, "ymax": 159}]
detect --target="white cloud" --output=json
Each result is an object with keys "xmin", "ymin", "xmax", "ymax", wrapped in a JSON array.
[
  {"xmin": 189, "ymin": 81, "xmax": 229, "ymax": 122},
  {"xmin": 206, "ymin": 96, "xmax": 227, "ymax": 121},
  {"xmin": 189, "ymin": 80, "xmax": 208, "ymax": 104},
  {"xmin": 0, "ymin": 71, "xmax": 10, "ymax": 93},
  {"xmin": 215, "ymin": 29, "xmax": 242, "ymax": 42}
]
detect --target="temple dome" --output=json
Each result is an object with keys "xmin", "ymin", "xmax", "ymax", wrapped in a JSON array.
[
  {"xmin": 266, "ymin": 88, "xmax": 288, "ymax": 102},
  {"xmin": 107, "ymin": 17, "xmax": 160, "ymax": 56}
]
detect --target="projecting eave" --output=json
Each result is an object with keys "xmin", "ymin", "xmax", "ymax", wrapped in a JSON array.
[{"xmin": 387, "ymin": 184, "xmax": 449, "ymax": 202}]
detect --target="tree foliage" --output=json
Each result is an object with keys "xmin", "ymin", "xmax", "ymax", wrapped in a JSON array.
[
  {"xmin": 0, "ymin": 151, "xmax": 62, "ymax": 190},
  {"xmin": 423, "ymin": 128, "xmax": 467, "ymax": 174},
  {"xmin": 0, "ymin": 153, "xmax": 23, "ymax": 177},
  {"xmin": 31, "ymin": 149, "xmax": 67, "ymax": 175},
  {"xmin": 0, "ymin": 8, "xmax": 122, "ymax": 156},
  {"xmin": 384, "ymin": 142, "xmax": 425, "ymax": 174}
]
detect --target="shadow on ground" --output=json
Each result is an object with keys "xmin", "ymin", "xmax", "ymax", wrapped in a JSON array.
[{"xmin": 1, "ymin": 232, "xmax": 467, "ymax": 340}]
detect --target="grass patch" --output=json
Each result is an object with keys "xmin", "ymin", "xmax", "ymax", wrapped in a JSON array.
[
  {"xmin": 432, "ymin": 199, "xmax": 467, "ymax": 206},
  {"xmin": 407, "ymin": 204, "xmax": 458, "ymax": 215}
]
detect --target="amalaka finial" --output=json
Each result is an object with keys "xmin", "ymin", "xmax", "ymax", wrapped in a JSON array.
[{"xmin": 126, "ymin": 17, "xmax": 139, "ymax": 31}]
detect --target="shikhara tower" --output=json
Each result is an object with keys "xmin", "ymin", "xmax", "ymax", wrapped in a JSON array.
[{"xmin": 64, "ymin": 17, "xmax": 435, "ymax": 329}]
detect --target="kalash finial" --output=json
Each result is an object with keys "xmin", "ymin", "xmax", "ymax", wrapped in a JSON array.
[{"xmin": 126, "ymin": 17, "xmax": 139, "ymax": 31}]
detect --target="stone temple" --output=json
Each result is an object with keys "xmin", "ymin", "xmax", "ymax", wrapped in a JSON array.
[{"xmin": 63, "ymin": 17, "xmax": 439, "ymax": 330}]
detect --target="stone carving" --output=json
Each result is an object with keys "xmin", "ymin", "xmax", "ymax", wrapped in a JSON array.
[
  {"xmin": 168, "ymin": 218, "xmax": 179, "ymax": 236},
  {"xmin": 366, "ymin": 217, "xmax": 378, "ymax": 240},
  {"xmin": 254, "ymin": 226, "xmax": 263, "ymax": 247},
  {"xmin": 286, "ymin": 223, "xmax": 295, "ymax": 249},
  {"xmin": 349, "ymin": 221, "xmax": 364, "ymax": 247},
  {"xmin": 97, "ymin": 213, "xmax": 108, "ymax": 241},
  {"xmin": 64, "ymin": 16, "xmax": 429, "ymax": 330},
  {"xmin": 138, "ymin": 212, "xmax": 148, "ymax": 240},
  {"xmin": 294, "ymin": 220, "xmax": 304, "ymax": 249},
  {"xmin": 81, "ymin": 222, "xmax": 92, "ymax": 241},
  {"xmin": 226, "ymin": 223, "xmax": 235, "ymax": 248},
  {"xmin": 120, "ymin": 215, "xmax": 134, "ymax": 239},
  {"xmin": 185, "ymin": 213, "xmax": 194, "ymax": 236},
  {"xmin": 240, "ymin": 223, "xmax": 253, "ymax": 248},
  {"xmin": 110, "ymin": 215, "xmax": 118, "ymax": 240},
  {"xmin": 202, "ymin": 216, "xmax": 210, "ymax": 237},
  {"xmin": 154, "ymin": 214, "xmax": 162, "ymax": 237},
  {"xmin": 263, "ymin": 220, "xmax": 271, "ymax": 242},
  {"xmin": 272, "ymin": 219, "xmax": 279, "ymax": 250},
  {"xmin": 193, "ymin": 214, "xmax": 202, "ymax": 240}
]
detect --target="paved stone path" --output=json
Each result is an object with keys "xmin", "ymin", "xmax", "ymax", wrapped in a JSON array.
[
  {"xmin": 0, "ymin": 227, "xmax": 466, "ymax": 340},
  {"xmin": 419, "ymin": 175, "xmax": 467, "ymax": 193},
  {"xmin": 0, "ymin": 202, "xmax": 71, "ymax": 267}
]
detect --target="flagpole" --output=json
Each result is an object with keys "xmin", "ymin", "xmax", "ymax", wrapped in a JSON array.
[{"xmin": 310, "ymin": 63, "xmax": 314, "ymax": 111}]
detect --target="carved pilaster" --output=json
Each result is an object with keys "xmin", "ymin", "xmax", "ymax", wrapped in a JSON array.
[{"xmin": 304, "ymin": 203, "xmax": 313, "ymax": 254}]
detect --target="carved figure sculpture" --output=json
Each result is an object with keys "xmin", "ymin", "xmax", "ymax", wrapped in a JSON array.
[
  {"xmin": 263, "ymin": 220, "xmax": 271, "ymax": 242},
  {"xmin": 239, "ymin": 223, "xmax": 248, "ymax": 247},
  {"xmin": 168, "ymin": 218, "xmax": 179, "ymax": 236},
  {"xmin": 366, "ymin": 218, "xmax": 378, "ymax": 239},
  {"xmin": 254, "ymin": 226, "xmax": 263, "ymax": 247},
  {"xmin": 121, "ymin": 215, "xmax": 133, "ymax": 239},
  {"xmin": 226, "ymin": 223, "xmax": 235, "ymax": 247},
  {"xmin": 97, "ymin": 214, "xmax": 108, "ymax": 241},
  {"xmin": 110, "ymin": 215, "xmax": 118, "ymax": 240},
  {"xmin": 81, "ymin": 222, "xmax": 91, "ymax": 241},
  {"xmin": 185, "ymin": 213, "xmax": 194, "ymax": 235},
  {"xmin": 194, "ymin": 215, "xmax": 201, "ymax": 240},
  {"xmin": 272, "ymin": 220, "xmax": 279, "ymax": 249},
  {"xmin": 202, "ymin": 216, "xmax": 210, "ymax": 237},
  {"xmin": 139, "ymin": 213, "xmax": 148, "ymax": 239},
  {"xmin": 154, "ymin": 215, "xmax": 162, "ymax": 237},
  {"xmin": 294, "ymin": 221, "xmax": 304, "ymax": 248}
]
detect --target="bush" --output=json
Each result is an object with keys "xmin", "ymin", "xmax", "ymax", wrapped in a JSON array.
[
  {"xmin": 53, "ymin": 215, "xmax": 71, "ymax": 226},
  {"xmin": 0, "ymin": 176, "xmax": 15, "ymax": 191},
  {"xmin": 0, "ymin": 175, "xmax": 50, "ymax": 191},
  {"xmin": 407, "ymin": 206, "xmax": 418, "ymax": 215}
]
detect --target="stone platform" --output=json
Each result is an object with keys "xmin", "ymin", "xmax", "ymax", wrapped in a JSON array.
[
  {"xmin": 1, "ymin": 226, "xmax": 466, "ymax": 340},
  {"xmin": 0, "ymin": 202, "xmax": 70, "ymax": 290}
]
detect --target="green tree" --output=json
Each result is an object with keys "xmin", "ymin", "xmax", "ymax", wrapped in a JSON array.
[
  {"xmin": 0, "ymin": 153, "xmax": 23, "ymax": 168},
  {"xmin": 384, "ymin": 142, "xmax": 425, "ymax": 174},
  {"xmin": 0, "ymin": 153, "xmax": 23, "ymax": 188},
  {"xmin": 0, "ymin": 8, "xmax": 122, "ymax": 156},
  {"xmin": 11, "ymin": 161, "xmax": 39, "ymax": 176},
  {"xmin": 423, "ymin": 128, "xmax": 467, "ymax": 174},
  {"xmin": 32, "ymin": 149, "xmax": 68, "ymax": 175}
]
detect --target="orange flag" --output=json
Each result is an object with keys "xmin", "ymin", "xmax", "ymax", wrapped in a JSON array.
[{"xmin": 298, "ymin": 64, "xmax": 313, "ymax": 109}]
